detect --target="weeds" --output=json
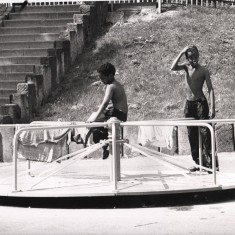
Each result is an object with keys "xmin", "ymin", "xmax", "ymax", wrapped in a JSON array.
[{"xmin": 35, "ymin": 6, "xmax": 235, "ymax": 122}]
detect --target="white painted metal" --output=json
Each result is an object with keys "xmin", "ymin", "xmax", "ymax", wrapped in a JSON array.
[
  {"xmin": 12, "ymin": 122, "xmax": 108, "ymax": 192},
  {"xmin": 30, "ymin": 141, "xmax": 107, "ymax": 190},
  {"xmin": 0, "ymin": 0, "xmax": 85, "ymax": 6},
  {"xmin": 112, "ymin": 121, "xmax": 118, "ymax": 191},
  {"xmin": 125, "ymin": 142, "xmax": 196, "ymax": 181},
  {"xmin": 6, "ymin": 118, "xmax": 235, "ymax": 193},
  {"xmin": 122, "ymin": 120, "xmax": 216, "ymax": 184},
  {"xmin": 199, "ymin": 127, "xmax": 202, "ymax": 171}
]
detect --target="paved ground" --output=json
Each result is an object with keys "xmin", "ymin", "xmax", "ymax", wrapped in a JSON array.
[
  {"xmin": 0, "ymin": 199, "xmax": 235, "ymax": 235},
  {"xmin": 0, "ymin": 152, "xmax": 235, "ymax": 234}
]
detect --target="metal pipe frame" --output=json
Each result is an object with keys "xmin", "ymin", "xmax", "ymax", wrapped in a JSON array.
[
  {"xmin": 0, "ymin": 0, "xmax": 81, "ymax": 6},
  {"xmin": 4, "ymin": 118, "xmax": 235, "ymax": 192},
  {"xmin": 112, "ymin": 121, "xmax": 118, "ymax": 192},
  {"xmin": 12, "ymin": 122, "xmax": 108, "ymax": 192},
  {"xmin": 121, "ymin": 120, "xmax": 216, "ymax": 184}
]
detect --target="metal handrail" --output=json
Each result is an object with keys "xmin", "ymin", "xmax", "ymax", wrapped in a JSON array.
[
  {"xmin": 8, "ymin": 118, "xmax": 235, "ymax": 192},
  {"xmin": 1, "ymin": 1, "xmax": 81, "ymax": 6},
  {"xmin": 121, "ymin": 120, "xmax": 216, "ymax": 184},
  {"xmin": 12, "ymin": 122, "xmax": 108, "ymax": 191}
]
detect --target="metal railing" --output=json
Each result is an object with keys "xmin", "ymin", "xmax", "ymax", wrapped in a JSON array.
[
  {"xmin": 12, "ymin": 122, "xmax": 109, "ymax": 191},
  {"xmin": 0, "ymin": 0, "xmax": 82, "ymax": 6},
  {"xmin": 2, "ymin": 118, "xmax": 235, "ymax": 193},
  {"xmin": 121, "ymin": 120, "xmax": 217, "ymax": 186}
]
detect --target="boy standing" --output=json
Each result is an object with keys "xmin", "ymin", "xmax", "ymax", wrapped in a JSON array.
[
  {"xmin": 171, "ymin": 45, "xmax": 218, "ymax": 172},
  {"xmin": 87, "ymin": 63, "xmax": 128, "ymax": 159}
]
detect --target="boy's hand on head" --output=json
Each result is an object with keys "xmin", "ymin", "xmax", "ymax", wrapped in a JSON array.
[{"xmin": 182, "ymin": 46, "xmax": 191, "ymax": 54}]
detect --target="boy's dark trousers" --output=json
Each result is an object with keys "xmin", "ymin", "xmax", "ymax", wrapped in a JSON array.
[
  {"xmin": 184, "ymin": 98, "xmax": 218, "ymax": 168},
  {"xmin": 92, "ymin": 107, "xmax": 127, "ymax": 158}
]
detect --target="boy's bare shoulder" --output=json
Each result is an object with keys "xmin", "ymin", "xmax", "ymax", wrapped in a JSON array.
[
  {"xmin": 110, "ymin": 80, "xmax": 123, "ymax": 88},
  {"xmin": 199, "ymin": 65, "xmax": 210, "ymax": 74}
]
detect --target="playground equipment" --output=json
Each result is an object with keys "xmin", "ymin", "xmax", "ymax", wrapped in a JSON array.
[{"xmin": 0, "ymin": 118, "xmax": 235, "ymax": 205}]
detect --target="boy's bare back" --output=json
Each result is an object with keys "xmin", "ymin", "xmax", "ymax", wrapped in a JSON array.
[{"xmin": 108, "ymin": 80, "xmax": 128, "ymax": 113}]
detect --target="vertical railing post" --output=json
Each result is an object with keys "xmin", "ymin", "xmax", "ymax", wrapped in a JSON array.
[
  {"xmin": 108, "ymin": 117, "xmax": 121, "ymax": 192},
  {"xmin": 27, "ymin": 160, "xmax": 31, "ymax": 176},
  {"xmin": 13, "ymin": 131, "xmax": 19, "ymax": 192},
  {"xmin": 158, "ymin": 0, "xmax": 162, "ymax": 13},
  {"xmin": 198, "ymin": 127, "xmax": 202, "ymax": 171},
  {"xmin": 210, "ymin": 125, "xmax": 216, "ymax": 184}
]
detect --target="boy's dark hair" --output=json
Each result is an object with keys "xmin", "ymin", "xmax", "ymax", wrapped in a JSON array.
[
  {"xmin": 97, "ymin": 63, "xmax": 116, "ymax": 76},
  {"xmin": 185, "ymin": 45, "xmax": 199, "ymax": 59}
]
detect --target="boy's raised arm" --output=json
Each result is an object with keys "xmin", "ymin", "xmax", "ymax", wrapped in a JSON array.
[
  {"xmin": 171, "ymin": 46, "xmax": 190, "ymax": 71},
  {"xmin": 87, "ymin": 86, "xmax": 113, "ymax": 123}
]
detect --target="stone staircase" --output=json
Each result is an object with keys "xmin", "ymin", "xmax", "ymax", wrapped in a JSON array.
[
  {"xmin": 0, "ymin": 4, "xmax": 90, "ymax": 107},
  {"xmin": 0, "ymin": 2, "xmax": 108, "ymax": 162}
]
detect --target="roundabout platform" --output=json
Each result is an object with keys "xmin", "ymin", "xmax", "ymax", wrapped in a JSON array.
[
  {"xmin": 1, "ymin": 119, "xmax": 235, "ymax": 208},
  {"xmin": 1, "ymin": 153, "xmax": 235, "ymax": 208}
]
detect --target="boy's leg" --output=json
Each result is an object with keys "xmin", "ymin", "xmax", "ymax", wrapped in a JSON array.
[
  {"xmin": 90, "ymin": 114, "xmax": 109, "ymax": 159},
  {"xmin": 200, "ymin": 126, "xmax": 212, "ymax": 168},
  {"xmin": 187, "ymin": 126, "xmax": 200, "ymax": 165},
  {"xmin": 201, "ymin": 126, "xmax": 219, "ymax": 170},
  {"xmin": 184, "ymin": 100, "xmax": 199, "ymax": 171},
  {"xmin": 197, "ymin": 98, "xmax": 219, "ymax": 170}
]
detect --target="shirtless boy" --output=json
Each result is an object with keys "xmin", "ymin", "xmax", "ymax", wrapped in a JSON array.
[
  {"xmin": 87, "ymin": 63, "xmax": 128, "ymax": 159},
  {"xmin": 171, "ymin": 45, "xmax": 218, "ymax": 172}
]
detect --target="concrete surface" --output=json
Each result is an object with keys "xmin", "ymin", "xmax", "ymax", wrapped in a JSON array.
[
  {"xmin": 0, "ymin": 199, "xmax": 235, "ymax": 235},
  {"xmin": 1, "ymin": 152, "xmax": 235, "ymax": 234}
]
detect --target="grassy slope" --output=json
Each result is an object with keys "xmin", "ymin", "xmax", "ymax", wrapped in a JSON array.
[{"xmin": 35, "ymin": 6, "xmax": 235, "ymax": 122}]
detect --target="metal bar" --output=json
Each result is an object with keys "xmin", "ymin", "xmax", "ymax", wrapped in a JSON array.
[
  {"xmin": 13, "ymin": 131, "xmax": 19, "ymax": 192},
  {"xmin": 112, "ymin": 122, "xmax": 118, "ymax": 191},
  {"xmin": 122, "ymin": 121, "xmax": 217, "ymax": 184},
  {"xmin": 158, "ymin": 0, "xmax": 161, "ymax": 13},
  {"xmin": 0, "ymin": 146, "xmax": 93, "ymax": 183},
  {"xmin": 198, "ymin": 127, "xmax": 202, "ymax": 171},
  {"xmin": 12, "ymin": 122, "xmax": 108, "ymax": 192},
  {"xmin": 27, "ymin": 160, "xmax": 31, "ymax": 176},
  {"xmin": 36, "ymin": 143, "xmax": 103, "ymax": 178},
  {"xmin": 131, "ymin": 143, "xmax": 189, "ymax": 171},
  {"xmin": 124, "ymin": 143, "xmax": 196, "ymax": 181},
  {"xmin": 3, "ymin": 118, "xmax": 235, "ymax": 129},
  {"xmin": 122, "ymin": 118, "xmax": 235, "ymax": 125},
  {"xmin": 30, "ymin": 142, "xmax": 107, "ymax": 189}
]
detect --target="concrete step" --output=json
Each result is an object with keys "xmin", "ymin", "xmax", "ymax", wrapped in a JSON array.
[
  {"xmin": 0, "ymin": 97, "xmax": 10, "ymax": 106},
  {"xmin": 0, "ymin": 56, "xmax": 48, "ymax": 65},
  {"xmin": 0, "ymin": 33, "xmax": 60, "ymax": 42},
  {"xmin": 0, "ymin": 33, "xmax": 60, "ymax": 43},
  {"xmin": 0, "ymin": 65, "xmax": 36, "ymax": 73},
  {"xmin": 0, "ymin": 48, "xmax": 48, "ymax": 57},
  {"xmin": 9, "ymin": 11, "xmax": 81, "ymax": 20},
  {"xmin": 3, "ymin": 18, "xmax": 73, "ymax": 27},
  {"xmin": 0, "ymin": 80, "xmax": 25, "ymax": 89},
  {"xmin": 0, "ymin": 41, "xmax": 55, "ymax": 49},
  {"xmin": 0, "ymin": 26, "xmax": 66, "ymax": 34},
  {"xmin": 0, "ymin": 72, "xmax": 32, "ymax": 81},
  {"xmin": 14, "ymin": 5, "xmax": 85, "ymax": 13},
  {"xmin": 0, "ymin": 88, "xmax": 16, "ymax": 96}
]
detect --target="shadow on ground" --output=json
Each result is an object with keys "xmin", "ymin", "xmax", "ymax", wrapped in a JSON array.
[{"xmin": 1, "ymin": 189, "xmax": 235, "ymax": 209}]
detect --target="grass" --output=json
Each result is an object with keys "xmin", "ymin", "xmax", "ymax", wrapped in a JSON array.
[{"xmin": 34, "ymin": 6, "xmax": 235, "ymax": 122}]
